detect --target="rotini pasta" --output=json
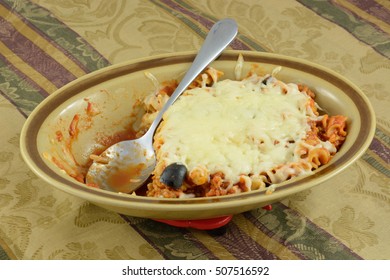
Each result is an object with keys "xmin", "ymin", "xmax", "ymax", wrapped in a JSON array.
[{"xmin": 140, "ymin": 58, "xmax": 348, "ymax": 199}]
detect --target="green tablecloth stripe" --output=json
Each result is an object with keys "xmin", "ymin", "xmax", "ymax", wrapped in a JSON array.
[
  {"xmin": 244, "ymin": 204, "xmax": 363, "ymax": 260},
  {"xmin": 0, "ymin": 245, "xmax": 10, "ymax": 260},
  {"xmin": 2, "ymin": 0, "xmax": 110, "ymax": 72},
  {"xmin": 0, "ymin": 53, "xmax": 45, "ymax": 117},
  {"xmin": 297, "ymin": 0, "xmax": 390, "ymax": 59}
]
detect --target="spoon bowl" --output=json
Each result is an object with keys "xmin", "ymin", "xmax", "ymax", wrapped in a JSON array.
[
  {"xmin": 86, "ymin": 18, "xmax": 238, "ymax": 192},
  {"xmin": 85, "ymin": 133, "xmax": 155, "ymax": 192}
]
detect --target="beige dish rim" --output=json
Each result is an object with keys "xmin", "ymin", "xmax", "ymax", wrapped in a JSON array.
[{"xmin": 20, "ymin": 50, "xmax": 376, "ymax": 214}]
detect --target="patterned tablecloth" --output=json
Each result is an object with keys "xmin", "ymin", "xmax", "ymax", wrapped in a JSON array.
[{"xmin": 0, "ymin": 0, "xmax": 389, "ymax": 260}]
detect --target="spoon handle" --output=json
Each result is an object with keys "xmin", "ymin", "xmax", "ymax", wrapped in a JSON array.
[{"xmin": 147, "ymin": 18, "xmax": 238, "ymax": 135}]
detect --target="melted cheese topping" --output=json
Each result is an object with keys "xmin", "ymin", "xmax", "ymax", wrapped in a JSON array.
[{"xmin": 155, "ymin": 75, "xmax": 315, "ymax": 185}]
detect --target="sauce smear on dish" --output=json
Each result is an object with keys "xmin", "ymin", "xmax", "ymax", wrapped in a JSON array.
[{"xmin": 107, "ymin": 163, "xmax": 146, "ymax": 193}]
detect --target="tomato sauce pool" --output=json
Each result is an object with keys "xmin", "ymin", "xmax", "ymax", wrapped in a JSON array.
[{"xmin": 106, "ymin": 163, "xmax": 146, "ymax": 193}]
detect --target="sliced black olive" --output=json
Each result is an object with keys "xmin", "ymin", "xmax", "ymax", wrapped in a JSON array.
[
  {"xmin": 261, "ymin": 75, "xmax": 272, "ymax": 85},
  {"xmin": 160, "ymin": 162, "xmax": 188, "ymax": 189}
]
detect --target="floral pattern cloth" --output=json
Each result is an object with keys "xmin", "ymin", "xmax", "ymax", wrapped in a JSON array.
[{"xmin": 0, "ymin": 0, "xmax": 389, "ymax": 259}]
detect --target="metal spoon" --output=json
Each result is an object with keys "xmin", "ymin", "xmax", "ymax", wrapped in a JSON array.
[{"xmin": 86, "ymin": 18, "xmax": 238, "ymax": 193}]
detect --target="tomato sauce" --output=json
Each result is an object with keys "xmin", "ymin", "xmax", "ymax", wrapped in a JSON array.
[{"xmin": 107, "ymin": 163, "xmax": 146, "ymax": 193}]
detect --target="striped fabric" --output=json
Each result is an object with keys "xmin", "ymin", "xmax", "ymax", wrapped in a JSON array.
[
  {"xmin": 1, "ymin": 0, "xmax": 389, "ymax": 260},
  {"xmin": 0, "ymin": 0, "xmax": 110, "ymax": 117},
  {"xmin": 299, "ymin": 0, "xmax": 390, "ymax": 59},
  {"xmin": 123, "ymin": 203, "xmax": 362, "ymax": 259}
]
